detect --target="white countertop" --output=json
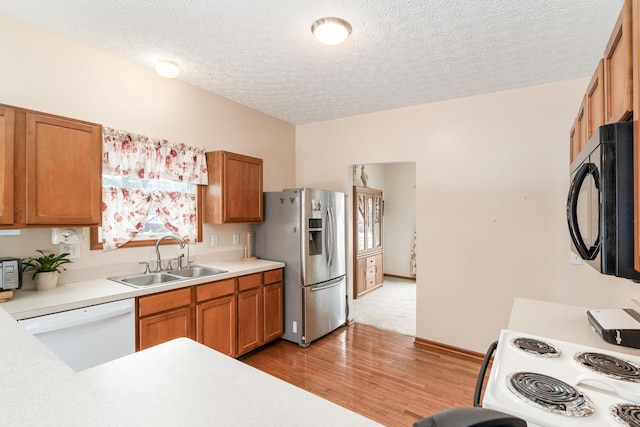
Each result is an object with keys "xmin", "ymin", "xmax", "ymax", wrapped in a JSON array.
[
  {"xmin": 508, "ymin": 297, "xmax": 640, "ymax": 356},
  {"xmin": 1, "ymin": 259, "xmax": 284, "ymax": 320},
  {"xmin": 80, "ymin": 337, "xmax": 381, "ymax": 426},
  {"xmin": 0, "ymin": 258, "xmax": 380, "ymax": 426},
  {"xmin": 0, "ymin": 307, "xmax": 138, "ymax": 426}
]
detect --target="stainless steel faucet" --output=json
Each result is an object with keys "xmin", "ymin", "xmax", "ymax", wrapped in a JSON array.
[{"xmin": 155, "ymin": 235, "xmax": 185, "ymax": 271}]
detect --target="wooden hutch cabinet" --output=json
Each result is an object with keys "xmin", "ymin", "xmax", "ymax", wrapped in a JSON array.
[{"xmin": 353, "ymin": 186, "xmax": 384, "ymax": 298}]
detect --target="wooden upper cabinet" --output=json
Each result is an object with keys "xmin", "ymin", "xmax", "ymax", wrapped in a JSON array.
[
  {"xmin": 604, "ymin": 0, "xmax": 633, "ymax": 123},
  {"xmin": 25, "ymin": 112, "xmax": 102, "ymax": 225},
  {"xmin": 569, "ymin": 98, "xmax": 587, "ymax": 164},
  {"xmin": 0, "ymin": 103, "xmax": 102, "ymax": 228},
  {"xmin": 0, "ymin": 107, "xmax": 15, "ymax": 225},
  {"xmin": 586, "ymin": 59, "xmax": 605, "ymax": 141},
  {"xmin": 204, "ymin": 151, "xmax": 263, "ymax": 224}
]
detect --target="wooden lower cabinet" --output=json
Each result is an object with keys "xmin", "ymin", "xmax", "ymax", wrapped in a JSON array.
[
  {"xmin": 196, "ymin": 278, "xmax": 236, "ymax": 357},
  {"xmin": 137, "ymin": 287, "xmax": 193, "ymax": 351},
  {"xmin": 136, "ymin": 269, "xmax": 284, "ymax": 357},
  {"xmin": 138, "ymin": 308, "xmax": 193, "ymax": 351},
  {"xmin": 263, "ymin": 280, "xmax": 284, "ymax": 342},
  {"xmin": 237, "ymin": 287, "xmax": 262, "ymax": 355},
  {"xmin": 236, "ymin": 269, "xmax": 284, "ymax": 355}
]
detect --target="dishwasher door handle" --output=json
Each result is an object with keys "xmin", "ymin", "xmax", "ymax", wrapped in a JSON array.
[{"xmin": 21, "ymin": 304, "xmax": 134, "ymax": 335}]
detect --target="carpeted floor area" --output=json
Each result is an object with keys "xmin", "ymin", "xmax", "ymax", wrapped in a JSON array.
[{"xmin": 350, "ymin": 277, "xmax": 416, "ymax": 336}]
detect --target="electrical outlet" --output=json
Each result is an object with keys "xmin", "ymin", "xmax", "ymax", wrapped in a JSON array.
[
  {"xmin": 570, "ymin": 251, "xmax": 582, "ymax": 265},
  {"xmin": 60, "ymin": 243, "xmax": 80, "ymax": 259},
  {"xmin": 233, "ymin": 233, "xmax": 240, "ymax": 245},
  {"xmin": 292, "ymin": 321, "xmax": 297, "ymax": 334},
  {"xmin": 211, "ymin": 234, "xmax": 219, "ymax": 247}
]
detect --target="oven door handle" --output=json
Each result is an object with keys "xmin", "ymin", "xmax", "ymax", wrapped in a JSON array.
[{"xmin": 473, "ymin": 340, "xmax": 498, "ymax": 407}]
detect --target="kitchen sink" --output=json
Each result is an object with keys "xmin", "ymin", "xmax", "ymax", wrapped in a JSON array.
[
  {"xmin": 170, "ymin": 266, "xmax": 227, "ymax": 278},
  {"xmin": 119, "ymin": 273, "xmax": 182, "ymax": 288},
  {"xmin": 108, "ymin": 266, "xmax": 228, "ymax": 288}
]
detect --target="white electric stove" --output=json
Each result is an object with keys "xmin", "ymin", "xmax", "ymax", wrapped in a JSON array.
[{"xmin": 481, "ymin": 329, "xmax": 640, "ymax": 426}]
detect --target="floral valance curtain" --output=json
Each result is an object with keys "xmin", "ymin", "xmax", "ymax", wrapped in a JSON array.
[
  {"xmin": 102, "ymin": 127, "xmax": 208, "ymax": 184},
  {"xmin": 100, "ymin": 127, "xmax": 208, "ymax": 251}
]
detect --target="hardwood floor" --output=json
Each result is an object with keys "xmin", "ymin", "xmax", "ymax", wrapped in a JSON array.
[{"xmin": 242, "ymin": 323, "xmax": 482, "ymax": 427}]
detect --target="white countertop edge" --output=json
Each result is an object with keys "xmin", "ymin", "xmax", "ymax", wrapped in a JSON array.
[{"xmin": 2, "ymin": 259, "xmax": 285, "ymax": 320}]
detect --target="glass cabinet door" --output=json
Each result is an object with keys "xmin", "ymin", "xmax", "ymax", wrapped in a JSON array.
[
  {"xmin": 366, "ymin": 195, "xmax": 373, "ymax": 249},
  {"xmin": 353, "ymin": 186, "xmax": 383, "ymax": 255},
  {"xmin": 373, "ymin": 196, "xmax": 381, "ymax": 248},
  {"xmin": 357, "ymin": 194, "xmax": 365, "ymax": 252}
]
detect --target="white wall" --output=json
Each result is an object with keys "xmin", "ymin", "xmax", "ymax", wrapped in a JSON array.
[
  {"xmin": 296, "ymin": 79, "xmax": 640, "ymax": 353},
  {"xmin": 0, "ymin": 13, "xmax": 295, "ymax": 269},
  {"xmin": 383, "ymin": 163, "xmax": 416, "ymax": 277}
]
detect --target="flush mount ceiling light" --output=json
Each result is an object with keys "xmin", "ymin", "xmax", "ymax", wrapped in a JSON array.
[
  {"xmin": 155, "ymin": 60, "xmax": 180, "ymax": 78},
  {"xmin": 311, "ymin": 17, "xmax": 352, "ymax": 45}
]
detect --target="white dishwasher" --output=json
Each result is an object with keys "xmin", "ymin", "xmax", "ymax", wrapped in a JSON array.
[{"xmin": 19, "ymin": 298, "xmax": 135, "ymax": 372}]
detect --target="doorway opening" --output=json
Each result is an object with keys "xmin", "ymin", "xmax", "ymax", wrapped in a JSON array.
[{"xmin": 350, "ymin": 162, "xmax": 416, "ymax": 336}]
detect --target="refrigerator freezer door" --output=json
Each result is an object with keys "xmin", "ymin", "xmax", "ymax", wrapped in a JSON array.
[
  {"xmin": 303, "ymin": 276, "xmax": 347, "ymax": 345},
  {"xmin": 301, "ymin": 188, "xmax": 346, "ymax": 286}
]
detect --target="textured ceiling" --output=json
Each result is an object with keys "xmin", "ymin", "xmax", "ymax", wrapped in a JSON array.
[{"xmin": 0, "ymin": 0, "xmax": 625, "ymax": 124}]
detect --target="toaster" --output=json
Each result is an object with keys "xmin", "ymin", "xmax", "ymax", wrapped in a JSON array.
[
  {"xmin": 0, "ymin": 257, "xmax": 22, "ymax": 290},
  {"xmin": 587, "ymin": 308, "xmax": 640, "ymax": 349}
]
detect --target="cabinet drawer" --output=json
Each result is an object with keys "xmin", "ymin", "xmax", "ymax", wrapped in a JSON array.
[
  {"xmin": 138, "ymin": 287, "xmax": 192, "ymax": 317},
  {"xmin": 365, "ymin": 266, "xmax": 376, "ymax": 280},
  {"xmin": 263, "ymin": 269, "xmax": 282, "ymax": 285},
  {"xmin": 196, "ymin": 278, "xmax": 236, "ymax": 302},
  {"xmin": 238, "ymin": 272, "xmax": 262, "ymax": 291},
  {"xmin": 366, "ymin": 256, "xmax": 376, "ymax": 267}
]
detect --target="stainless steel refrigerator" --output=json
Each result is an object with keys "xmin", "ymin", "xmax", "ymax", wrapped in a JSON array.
[{"xmin": 254, "ymin": 188, "xmax": 346, "ymax": 347}]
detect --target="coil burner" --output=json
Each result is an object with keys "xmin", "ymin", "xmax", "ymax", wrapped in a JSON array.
[
  {"xmin": 511, "ymin": 337, "xmax": 561, "ymax": 358},
  {"xmin": 574, "ymin": 352, "xmax": 640, "ymax": 383},
  {"xmin": 610, "ymin": 404, "xmax": 640, "ymax": 427},
  {"xmin": 506, "ymin": 372, "xmax": 594, "ymax": 417}
]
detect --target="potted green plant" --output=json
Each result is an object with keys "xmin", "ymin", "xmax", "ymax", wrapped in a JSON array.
[{"xmin": 22, "ymin": 250, "xmax": 72, "ymax": 291}]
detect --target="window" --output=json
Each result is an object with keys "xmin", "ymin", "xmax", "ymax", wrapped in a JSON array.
[{"xmin": 91, "ymin": 127, "xmax": 208, "ymax": 251}]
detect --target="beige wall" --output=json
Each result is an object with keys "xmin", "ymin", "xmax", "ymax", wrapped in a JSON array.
[
  {"xmin": 3, "ymin": 12, "xmax": 640, "ymax": 353},
  {"xmin": 296, "ymin": 79, "xmax": 640, "ymax": 353},
  {"xmin": 383, "ymin": 163, "xmax": 416, "ymax": 277},
  {"xmin": 0, "ymin": 13, "xmax": 295, "ymax": 268}
]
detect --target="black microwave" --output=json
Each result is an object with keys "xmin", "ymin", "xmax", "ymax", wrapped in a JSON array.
[{"xmin": 567, "ymin": 121, "xmax": 640, "ymax": 281}]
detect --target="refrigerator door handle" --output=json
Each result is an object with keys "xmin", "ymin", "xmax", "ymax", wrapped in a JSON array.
[
  {"xmin": 326, "ymin": 206, "xmax": 335, "ymax": 267},
  {"xmin": 309, "ymin": 277, "xmax": 343, "ymax": 292}
]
